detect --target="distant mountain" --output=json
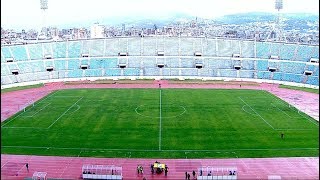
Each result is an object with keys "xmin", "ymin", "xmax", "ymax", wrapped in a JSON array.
[
  {"xmin": 58, "ymin": 12, "xmax": 196, "ymax": 29},
  {"xmin": 56, "ymin": 12, "xmax": 318, "ymax": 29},
  {"xmin": 214, "ymin": 12, "xmax": 319, "ymax": 24}
]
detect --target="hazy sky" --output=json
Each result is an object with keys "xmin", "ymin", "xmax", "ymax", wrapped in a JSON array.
[{"xmin": 1, "ymin": 0, "xmax": 319, "ymax": 30}]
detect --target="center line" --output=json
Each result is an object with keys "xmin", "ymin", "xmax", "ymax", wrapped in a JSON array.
[{"xmin": 159, "ymin": 89, "xmax": 162, "ymax": 151}]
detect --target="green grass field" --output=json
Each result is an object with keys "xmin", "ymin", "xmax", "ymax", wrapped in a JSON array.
[{"xmin": 1, "ymin": 88, "xmax": 319, "ymax": 158}]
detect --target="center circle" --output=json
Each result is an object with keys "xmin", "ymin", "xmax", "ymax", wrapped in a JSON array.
[{"xmin": 135, "ymin": 104, "xmax": 186, "ymax": 118}]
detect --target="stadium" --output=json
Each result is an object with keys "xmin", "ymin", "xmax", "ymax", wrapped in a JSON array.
[{"xmin": 1, "ymin": 36, "xmax": 319, "ymax": 179}]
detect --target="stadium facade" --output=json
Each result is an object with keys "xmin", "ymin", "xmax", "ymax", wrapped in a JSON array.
[{"xmin": 1, "ymin": 36, "xmax": 319, "ymax": 88}]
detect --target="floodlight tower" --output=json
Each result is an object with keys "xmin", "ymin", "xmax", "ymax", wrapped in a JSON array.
[
  {"xmin": 38, "ymin": 0, "xmax": 48, "ymax": 40},
  {"xmin": 268, "ymin": 0, "xmax": 286, "ymax": 42}
]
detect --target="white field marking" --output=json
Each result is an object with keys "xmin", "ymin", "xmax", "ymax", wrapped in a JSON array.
[
  {"xmin": 270, "ymin": 103, "xmax": 297, "ymax": 118},
  {"xmin": 46, "ymin": 97, "xmax": 83, "ymax": 129},
  {"xmin": 261, "ymin": 90, "xmax": 319, "ymax": 127},
  {"xmin": 1, "ymin": 91, "xmax": 61, "ymax": 127},
  {"xmin": 135, "ymin": 105, "xmax": 186, "ymax": 118},
  {"xmin": 22, "ymin": 103, "xmax": 51, "ymax": 117},
  {"xmin": 275, "ymin": 128, "xmax": 314, "ymax": 131},
  {"xmin": 1, "ymin": 127, "xmax": 46, "ymax": 129},
  {"xmin": 238, "ymin": 97, "xmax": 275, "ymax": 130},
  {"xmin": 1, "ymin": 111, "xmax": 27, "ymax": 128},
  {"xmin": 1, "ymin": 145, "xmax": 318, "ymax": 152},
  {"xmin": 241, "ymin": 105, "xmax": 258, "ymax": 116},
  {"xmin": 53, "ymin": 96, "xmax": 83, "ymax": 98},
  {"xmin": 159, "ymin": 89, "xmax": 162, "ymax": 151},
  {"xmin": 64, "ymin": 104, "xmax": 80, "ymax": 115}
]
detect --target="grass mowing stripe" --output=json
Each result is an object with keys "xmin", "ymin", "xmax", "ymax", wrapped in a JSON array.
[
  {"xmin": 238, "ymin": 96, "xmax": 275, "ymax": 130},
  {"xmin": 2, "ymin": 89, "xmax": 318, "ymax": 158},
  {"xmin": 47, "ymin": 97, "xmax": 83, "ymax": 129}
]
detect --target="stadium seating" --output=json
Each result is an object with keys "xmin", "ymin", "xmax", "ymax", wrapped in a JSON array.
[
  {"xmin": 241, "ymin": 41, "xmax": 255, "ymax": 58},
  {"xmin": 68, "ymin": 41, "xmax": 81, "ymax": 58},
  {"xmin": 11, "ymin": 45, "xmax": 28, "ymax": 61},
  {"xmin": 181, "ymin": 68, "xmax": 198, "ymax": 76},
  {"xmin": 256, "ymin": 42, "xmax": 270, "ymax": 59},
  {"xmin": 143, "ymin": 38, "xmax": 157, "ymax": 56},
  {"xmin": 128, "ymin": 38, "xmax": 141, "ymax": 56},
  {"xmin": 203, "ymin": 38, "xmax": 217, "ymax": 56},
  {"xmin": 165, "ymin": 37, "xmax": 179, "ymax": 56},
  {"xmin": 81, "ymin": 40, "xmax": 90, "ymax": 55},
  {"xmin": 144, "ymin": 68, "xmax": 160, "ymax": 76},
  {"xmin": 42, "ymin": 43, "xmax": 52, "ymax": 56},
  {"xmin": 306, "ymin": 76, "xmax": 319, "ymax": 86},
  {"xmin": 67, "ymin": 70, "xmax": 83, "ymax": 78},
  {"xmin": 239, "ymin": 70, "xmax": 255, "ymax": 78},
  {"xmin": 1, "ymin": 46, "xmax": 13, "ymax": 60},
  {"xmin": 269, "ymin": 43, "xmax": 281, "ymax": 57},
  {"xmin": 278, "ymin": 62, "xmax": 305, "ymax": 74},
  {"xmin": 296, "ymin": 45, "xmax": 313, "ymax": 61},
  {"xmin": 28, "ymin": 44, "xmax": 43, "ymax": 60},
  {"xmin": 104, "ymin": 68, "xmax": 121, "ymax": 76},
  {"xmin": 142, "ymin": 57, "xmax": 156, "ymax": 68},
  {"xmin": 311, "ymin": 46, "xmax": 319, "ymax": 59},
  {"xmin": 272, "ymin": 72, "xmax": 283, "ymax": 81},
  {"xmin": 68, "ymin": 59, "xmax": 80, "ymax": 70},
  {"xmin": 257, "ymin": 71, "xmax": 271, "ymax": 79},
  {"xmin": 219, "ymin": 69, "xmax": 237, "ymax": 77},
  {"xmin": 53, "ymin": 42, "xmax": 67, "ymax": 58},
  {"xmin": 241, "ymin": 59, "xmax": 255, "ymax": 70},
  {"xmin": 84, "ymin": 69, "xmax": 102, "ymax": 77},
  {"xmin": 89, "ymin": 39, "xmax": 104, "ymax": 57},
  {"xmin": 180, "ymin": 38, "xmax": 194, "ymax": 56},
  {"xmin": 105, "ymin": 38, "xmax": 118, "ymax": 56},
  {"xmin": 180, "ymin": 58, "xmax": 194, "ymax": 68},
  {"xmin": 101, "ymin": 58, "xmax": 118, "ymax": 68},
  {"xmin": 123, "ymin": 68, "xmax": 140, "ymax": 76},
  {"xmin": 217, "ymin": 39, "xmax": 233, "ymax": 57},
  {"xmin": 166, "ymin": 57, "xmax": 180, "ymax": 68},
  {"xmin": 1, "ymin": 37, "xmax": 319, "ymax": 87},
  {"xmin": 280, "ymin": 44, "xmax": 296, "ymax": 60}
]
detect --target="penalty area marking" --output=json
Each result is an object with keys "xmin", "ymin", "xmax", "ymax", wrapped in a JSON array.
[
  {"xmin": 241, "ymin": 105, "xmax": 258, "ymax": 116},
  {"xmin": 21, "ymin": 103, "xmax": 51, "ymax": 118},
  {"xmin": 238, "ymin": 97, "xmax": 275, "ymax": 130}
]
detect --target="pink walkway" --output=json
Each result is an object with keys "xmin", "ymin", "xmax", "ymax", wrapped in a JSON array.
[{"xmin": 1, "ymin": 81, "xmax": 319, "ymax": 179}]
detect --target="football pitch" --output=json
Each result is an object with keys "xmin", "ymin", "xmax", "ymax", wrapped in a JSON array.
[{"xmin": 1, "ymin": 88, "xmax": 319, "ymax": 158}]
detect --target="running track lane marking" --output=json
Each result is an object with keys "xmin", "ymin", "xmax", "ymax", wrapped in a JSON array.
[
  {"xmin": 159, "ymin": 89, "xmax": 162, "ymax": 151},
  {"xmin": 238, "ymin": 97, "xmax": 275, "ymax": 130},
  {"xmin": 46, "ymin": 97, "xmax": 83, "ymax": 129}
]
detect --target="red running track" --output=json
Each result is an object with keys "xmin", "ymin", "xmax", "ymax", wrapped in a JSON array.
[
  {"xmin": 1, "ymin": 154, "xmax": 319, "ymax": 180},
  {"xmin": 1, "ymin": 81, "xmax": 319, "ymax": 179}
]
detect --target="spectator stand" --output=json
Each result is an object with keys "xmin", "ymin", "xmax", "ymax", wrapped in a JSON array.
[
  {"xmin": 32, "ymin": 171, "xmax": 47, "ymax": 180},
  {"xmin": 197, "ymin": 166, "xmax": 237, "ymax": 180},
  {"xmin": 82, "ymin": 164, "xmax": 122, "ymax": 180}
]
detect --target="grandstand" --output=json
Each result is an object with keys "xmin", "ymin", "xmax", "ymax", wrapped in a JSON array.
[{"xmin": 1, "ymin": 37, "xmax": 319, "ymax": 88}]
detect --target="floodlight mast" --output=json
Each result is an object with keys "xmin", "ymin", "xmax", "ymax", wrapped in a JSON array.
[
  {"xmin": 267, "ymin": 0, "xmax": 286, "ymax": 42},
  {"xmin": 38, "ymin": 0, "xmax": 48, "ymax": 40}
]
